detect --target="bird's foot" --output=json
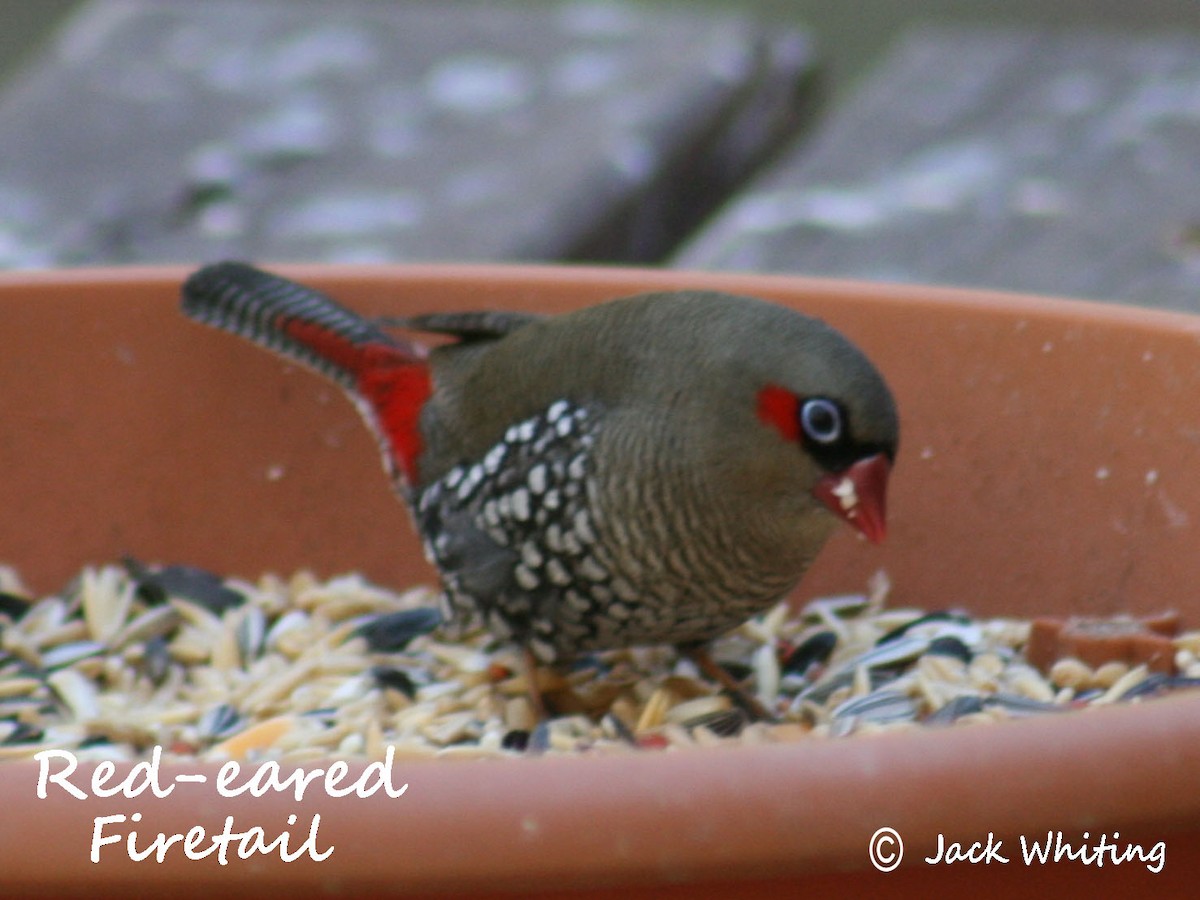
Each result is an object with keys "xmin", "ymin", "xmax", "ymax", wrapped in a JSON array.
[{"xmin": 679, "ymin": 643, "xmax": 777, "ymax": 723}]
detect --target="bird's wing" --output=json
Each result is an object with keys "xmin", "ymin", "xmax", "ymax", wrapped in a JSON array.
[{"xmin": 382, "ymin": 311, "xmax": 545, "ymax": 343}]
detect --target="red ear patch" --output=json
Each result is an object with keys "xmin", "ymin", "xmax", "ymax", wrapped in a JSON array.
[{"xmin": 756, "ymin": 384, "xmax": 800, "ymax": 442}]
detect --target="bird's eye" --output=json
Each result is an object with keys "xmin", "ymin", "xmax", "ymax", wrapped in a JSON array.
[{"xmin": 799, "ymin": 398, "xmax": 843, "ymax": 444}]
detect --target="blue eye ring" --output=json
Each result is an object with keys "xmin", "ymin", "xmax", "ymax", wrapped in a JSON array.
[{"xmin": 799, "ymin": 397, "xmax": 843, "ymax": 445}]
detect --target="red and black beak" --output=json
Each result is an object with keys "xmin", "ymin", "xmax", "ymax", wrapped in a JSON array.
[{"xmin": 812, "ymin": 453, "xmax": 890, "ymax": 544}]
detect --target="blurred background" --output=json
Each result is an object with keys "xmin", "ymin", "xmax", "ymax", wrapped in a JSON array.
[
  {"xmin": 7, "ymin": 0, "xmax": 1200, "ymax": 98},
  {"xmin": 4, "ymin": 1, "xmax": 1200, "ymax": 307}
]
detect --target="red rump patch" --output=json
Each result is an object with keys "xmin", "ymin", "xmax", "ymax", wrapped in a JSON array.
[
  {"xmin": 282, "ymin": 319, "xmax": 431, "ymax": 484},
  {"xmin": 357, "ymin": 354, "xmax": 432, "ymax": 484},
  {"xmin": 282, "ymin": 319, "xmax": 373, "ymax": 373},
  {"xmin": 756, "ymin": 384, "xmax": 800, "ymax": 442}
]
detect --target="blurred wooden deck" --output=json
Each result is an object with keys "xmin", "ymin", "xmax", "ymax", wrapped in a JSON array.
[{"xmin": 2, "ymin": 0, "xmax": 1200, "ymax": 310}]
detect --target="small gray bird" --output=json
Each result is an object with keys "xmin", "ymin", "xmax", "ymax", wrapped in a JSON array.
[{"xmin": 182, "ymin": 263, "xmax": 898, "ymax": 717}]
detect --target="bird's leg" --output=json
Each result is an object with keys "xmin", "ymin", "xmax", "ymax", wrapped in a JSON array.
[
  {"xmin": 679, "ymin": 643, "xmax": 776, "ymax": 722},
  {"xmin": 522, "ymin": 644, "xmax": 550, "ymax": 721}
]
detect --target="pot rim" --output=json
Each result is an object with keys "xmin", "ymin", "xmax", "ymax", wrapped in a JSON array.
[{"xmin": 5, "ymin": 261, "xmax": 1200, "ymax": 335}]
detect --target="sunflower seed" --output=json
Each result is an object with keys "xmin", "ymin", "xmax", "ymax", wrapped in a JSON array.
[
  {"xmin": 0, "ymin": 592, "xmax": 31, "ymax": 621},
  {"xmin": 982, "ymin": 693, "xmax": 1067, "ymax": 716},
  {"xmin": 236, "ymin": 605, "xmax": 267, "ymax": 664},
  {"xmin": 354, "ymin": 608, "xmax": 442, "ymax": 652},
  {"xmin": 1, "ymin": 721, "xmax": 44, "ymax": 745},
  {"xmin": 782, "ymin": 630, "xmax": 837, "ymax": 674},
  {"xmin": 681, "ymin": 708, "xmax": 747, "ymax": 737},
  {"xmin": 1120, "ymin": 674, "xmax": 1200, "ymax": 701},
  {"xmin": 198, "ymin": 703, "xmax": 242, "ymax": 740},
  {"xmin": 371, "ymin": 665, "xmax": 418, "ymax": 698},
  {"xmin": 500, "ymin": 729, "xmax": 530, "ymax": 751},
  {"xmin": 40, "ymin": 641, "xmax": 106, "ymax": 670},
  {"xmin": 832, "ymin": 689, "xmax": 919, "ymax": 724},
  {"xmin": 127, "ymin": 560, "xmax": 245, "ymax": 613},
  {"xmin": 927, "ymin": 636, "xmax": 973, "ymax": 664},
  {"xmin": 926, "ymin": 694, "xmax": 985, "ymax": 725}
]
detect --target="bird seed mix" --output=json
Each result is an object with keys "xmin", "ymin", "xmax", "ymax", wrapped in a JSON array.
[{"xmin": 0, "ymin": 562, "xmax": 1197, "ymax": 762}]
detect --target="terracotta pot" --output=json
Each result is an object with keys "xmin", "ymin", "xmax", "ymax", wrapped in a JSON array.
[{"xmin": 1, "ymin": 265, "xmax": 1198, "ymax": 896}]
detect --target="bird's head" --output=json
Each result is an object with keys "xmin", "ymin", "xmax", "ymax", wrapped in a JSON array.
[
  {"xmin": 755, "ymin": 383, "xmax": 895, "ymax": 543},
  {"xmin": 642, "ymin": 292, "xmax": 899, "ymax": 547}
]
